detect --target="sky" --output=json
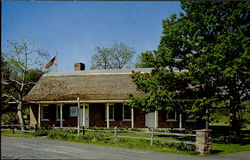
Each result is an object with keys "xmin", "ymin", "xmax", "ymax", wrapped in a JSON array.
[{"xmin": 2, "ymin": 1, "xmax": 182, "ymax": 72}]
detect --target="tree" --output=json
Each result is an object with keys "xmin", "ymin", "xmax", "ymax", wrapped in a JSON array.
[
  {"xmin": 129, "ymin": 1, "xmax": 249, "ymax": 138},
  {"xmin": 134, "ymin": 50, "xmax": 156, "ymax": 68},
  {"xmin": 1, "ymin": 40, "xmax": 50, "ymax": 128},
  {"xmin": 90, "ymin": 41, "xmax": 136, "ymax": 69}
]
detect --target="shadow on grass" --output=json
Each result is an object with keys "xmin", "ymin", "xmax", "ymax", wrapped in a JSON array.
[
  {"xmin": 211, "ymin": 150, "xmax": 223, "ymax": 154},
  {"xmin": 212, "ymin": 129, "xmax": 250, "ymax": 145}
]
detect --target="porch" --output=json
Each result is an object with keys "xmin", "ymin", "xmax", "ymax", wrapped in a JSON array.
[{"xmin": 30, "ymin": 100, "xmax": 145, "ymax": 128}]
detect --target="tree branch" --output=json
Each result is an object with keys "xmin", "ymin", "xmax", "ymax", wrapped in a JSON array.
[{"xmin": 2, "ymin": 94, "xmax": 19, "ymax": 103}]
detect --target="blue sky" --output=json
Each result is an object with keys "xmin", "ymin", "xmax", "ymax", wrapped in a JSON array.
[{"xmin": 2, "ymin": 1, "xmax": 181, "ymax": 71}]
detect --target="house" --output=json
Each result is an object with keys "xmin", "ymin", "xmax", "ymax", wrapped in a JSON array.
[{"xmin": 24, "ymin": 63, "xmax": 205, "ymax": 130}]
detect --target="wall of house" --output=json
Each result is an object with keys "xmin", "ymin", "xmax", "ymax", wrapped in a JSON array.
[
  {"xmin": 89, "ymin": 103, "xmax": 146, "ymax": 128},
  {"xmin": 30, "ymin": 103, "xmax": 204, "ymax": 129}
]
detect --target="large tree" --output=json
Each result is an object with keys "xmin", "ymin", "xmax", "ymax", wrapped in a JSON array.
[
  {"xmin": 134, "ymin": 50, "xmax": 156, "ymax": 68},
  {"xmin": 91, "ymin": 41, "xmax": 136, "ymax": 69},
  {"xmin": 129, "ymin": 1, "xmax": 249, "ymax": 137},
  {"xmin": 1, "ymin": 40, "xmax": 50, "ymax": 128}
]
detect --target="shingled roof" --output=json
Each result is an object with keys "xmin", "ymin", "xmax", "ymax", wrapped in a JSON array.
[{"xmin": 24, "ymin": 68, "xmax": 153, "ymax": 102}]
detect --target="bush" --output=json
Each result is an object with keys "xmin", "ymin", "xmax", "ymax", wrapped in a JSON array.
[
  {"xmin": 34, "ymin": 128, "xmax": 49, "ymax": 136},
  {"xmin": 166, "ymin": 142, "xmax": 195, "ymax": 151},
  {"xmin": 1, "ymin": 112, "xmax": 18, "ymax": 125},
  {"xmin": 83, "ymin": 132, "xmax": 104, "ymax": 141}
]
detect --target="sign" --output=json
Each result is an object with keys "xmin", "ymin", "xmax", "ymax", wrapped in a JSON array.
[{"xmin": 70, "ymin": 107, "xmax": 77, "ymax": 117}]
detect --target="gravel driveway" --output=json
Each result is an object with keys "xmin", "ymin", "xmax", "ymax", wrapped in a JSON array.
[{"xmin": 1, "ymin": 137, "xmax": 249, "ymax": 160}]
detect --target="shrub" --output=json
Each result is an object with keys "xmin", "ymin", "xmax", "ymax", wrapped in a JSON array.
[
  {"xmin": 83, "ymin": 132, "xmax": 104, "ymax": 141},
  {"xmin": 34, "ymin": 128, "xmax": 49, "ymax": 136},
  {"xmin": 166, "ymin": 142, "xmax": 195, "ymax": 151},
  {"xmin": 1, "ymin": 112, "xmax": 18, "ymax": 125}
]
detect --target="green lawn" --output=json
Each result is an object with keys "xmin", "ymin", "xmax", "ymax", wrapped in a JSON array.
[
  {"xmin": 1, "ymin": 130, "xmax": 35, "ymax": 138},
  {"xmin": 2, "ymin": 125, "xmax": 250, "ymax": 155},
  {"xmin": 212, "ymin": 143, "xmax": 250, "ymax": 154}
]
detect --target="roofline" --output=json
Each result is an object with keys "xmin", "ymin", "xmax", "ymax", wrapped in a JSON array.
[{"xmin": 28, "ymin": 100, "xmax": 129, "ymax": 104}]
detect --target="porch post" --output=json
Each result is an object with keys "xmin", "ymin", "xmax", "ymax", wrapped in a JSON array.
[
  {"xmin": 83, "ymin": 103, "xmax": 86, "ymax": 127},
  {"xmin": 107, "ymin": 103, "xmax": 109, "ymax": 128},
  {"xmin": 179, "ymin": 113, "xmax": 182, "ymax": 131},
  {"xmin": 155, "ymin": 111, "xmax": 158, "ymax": 128},
  {"xmin": 77, "ymin": 97, "xmax": 80, "ymax": 135},
  {"xmin": 131, "ymin": 108, "xmax": 134, "ymax": 128},
  {"xmin": 38, "ymin": 104, "xmax": 41, "ymax": 127},
  {"xmin": 60, "ymin": 103, "xmax": 63, "ymax": 128}
]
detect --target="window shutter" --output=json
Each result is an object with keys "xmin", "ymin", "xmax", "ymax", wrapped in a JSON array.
[
  {"xmin": 114, "ymin": 103, "xmax": 122, "ymax": 121},
  {"xmin": 133, "ymin": 108, "xmax": 136, "ymax": 121},
  {"xmin": 49, "ymin": 104, "xmax": 56, "ymax": 120},
  {"xmin": 161, "ymin": 110, "xmax": 166, "ymax": 121},
  {"xmin": 63, "ymin": 106, "xmax": 69, "ymax": 120},
  {"xmin": 101, "ymin": 105, "xmax": 105, "ymax": 120}
]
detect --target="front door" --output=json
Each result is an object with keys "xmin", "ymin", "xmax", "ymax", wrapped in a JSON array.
[
  {"xmin": 145, "ymin": 112, "xmax": 155, "ymax": 128},
  {"xmin": 80, "ymin": 105, "xmax": 89, "ymax": 127}
]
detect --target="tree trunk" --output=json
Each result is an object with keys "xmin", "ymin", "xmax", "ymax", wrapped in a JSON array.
[
  {"xmin": 17, "ymin": 101, "xmax": 25, "ymax": 130},
  {"xmin": 229, "ymin": 99, "xmax": 241, "ymax": 139}
]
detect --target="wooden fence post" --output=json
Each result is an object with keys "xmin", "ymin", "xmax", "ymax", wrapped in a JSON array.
[
  {"xmin": 114, "ymin": 126, "xmax": 117, "ymax": 142},
  {"xmin": 11, "ymin": 123, "xmax": 14, "ymax": 134},
  {"xmin": 35, "ymin": 124, "xmax": 38, "ymax": 132},
  {"xmin": 150, "ymin": 129, "xmax": 154, "ymax": 146},
  {"xmin": 82, "ymin": 126, "xmax": 85, "ymax": 136}
]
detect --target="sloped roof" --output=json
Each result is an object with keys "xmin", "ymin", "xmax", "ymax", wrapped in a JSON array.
[{"xmin": 24, "ymin": 68, "xmax": 153, "ymax": 102}]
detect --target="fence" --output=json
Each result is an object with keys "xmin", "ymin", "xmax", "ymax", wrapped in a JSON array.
[
  {"xmin": 1, "ymin": 124, "xmax": 211, "ymax": 155},
  {"xmin": 82, "ymin": 126, "xmax": 196, "ymax": 145}
]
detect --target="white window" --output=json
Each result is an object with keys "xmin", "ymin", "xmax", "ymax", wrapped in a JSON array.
[
  {"xmin": 166, "ymin": 111, "xmax": 177, "ymax": 122},
  {"xmin": 56, "ymin": 105, "xmax": 64, "ymax": 121},
  {"xmin": 41, "ymin": 105, "xmax": 49, "ymax": 121},
  {"xmin": 105, "ymin": 104, "xmax": 114, "ymax": 120},
  {"xmin": 123, "ymin": 105, "xmax": 131, "ymax": 121},
  {"xmin": 70, "ymin": 107, "xmax": 77, "ymax": 117}
]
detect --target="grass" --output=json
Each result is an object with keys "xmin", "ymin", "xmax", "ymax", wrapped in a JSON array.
[
  {"xmin": 2, "ymin": 123, "xmax": 250, "ymax": 155},
  {"xmin": 46, "ymin": 130, "xmax": 198, "ymax": 155},
  {"xmin": 212, "ymin": 143, "xmax": 250, "ymax": 154},
  {"xmin": 1, "ymin": 130, "xmax": 36, "ymax": 138}
]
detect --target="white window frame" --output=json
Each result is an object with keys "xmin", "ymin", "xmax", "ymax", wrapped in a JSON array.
[
  {"xmin": 41, "ymin": 104, "xmax": 49, "ymax": 121},
  {"xmin": 56, "ymin": 105, "xmax": 65, "ymax": 121},
  {"xmin": 122, "ymin": 104, "xmax": 131, "ymax": 121},
  {"xmin": 105, "ymin": 104, "xmax": 115, "ymax": 121},
  {"xmin": 166, "ymin": 111, "xmax": 177, "ymax": 122}
]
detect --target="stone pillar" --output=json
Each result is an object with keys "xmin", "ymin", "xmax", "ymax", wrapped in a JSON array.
[{"xmin": 195, "ymin": 129, "xmax": 212, "ymax": 155}]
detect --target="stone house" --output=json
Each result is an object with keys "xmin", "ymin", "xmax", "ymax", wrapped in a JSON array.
[{"xmin": 24, "ymin": 63, "xmax": 205, "ymax": 129}]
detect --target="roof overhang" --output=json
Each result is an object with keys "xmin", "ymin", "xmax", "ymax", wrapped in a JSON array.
[{"xmin": 28, "ymin": 100, "xmax": 130, "ymax": 104}]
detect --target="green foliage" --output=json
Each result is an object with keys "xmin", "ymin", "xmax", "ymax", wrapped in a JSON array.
[
  {"xmin": 129, "ymin": 2, "xmax": 249, "ymax": 136},
  {"xmin": 134, "ymin": 50, "xmax": 156, "ymax": 68},
  {"xmin": 90, "ymin": 41, "xmax": 136, "ymax": 69},
  {"xmin": 1, "ymin": 112, "xmax": 18, "ymax": 125},
  {"xmin": 154, "ymin": 142, "xmax": 195, "ymax": 151},
  {"xmin": 34, "ymin": 128, "xmax": 50, "ymax": 136}
]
